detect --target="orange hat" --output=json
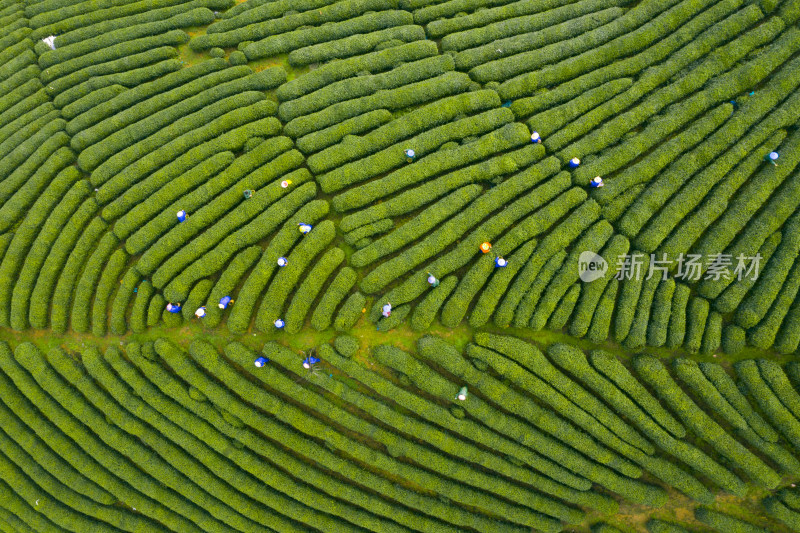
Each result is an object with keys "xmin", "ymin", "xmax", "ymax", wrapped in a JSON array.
[{"xmin": 480, "ymin": 242, "xmax": 492, "ymax": 253}]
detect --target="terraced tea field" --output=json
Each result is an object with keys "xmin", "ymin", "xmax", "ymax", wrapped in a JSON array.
[{"xmin": 1, "ymin": 0, "xmax": 800, "ymax": 530}]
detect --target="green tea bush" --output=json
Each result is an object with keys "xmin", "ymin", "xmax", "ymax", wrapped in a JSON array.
[
  {"xmin": 283, "ymin": 71, "xmax": 472, "ymax": 139},
  {"xmin": 309, "ymin": 87, "xmax": 495, "ymax": 175},
  {"xmin": 116, "ymin": 136, "xmax": 290, "ymax": 246},
  {"xmin": 695, "ymin": 507, "xmax": 768, "ymax": 533},
  {"xmin": 421, "ymin": 0, "xmax": 546, "ymax": 30},
  {"xmin": 18, "ymin": 193, "xmax": 98, "ymax": 334},
  {"xmin": 289, "ymin": 25, "xmax": 427, "ymax": 66},
  {"xmin": 494, "ymin": 190, "xmax": 593, "ymax": 327},
  {"xmin": 158, "ymin": 168, "xmax": 313, "ymax": 299},
  {"xmin": 284, "ymin": 248, "xmax": 345, "ymax": 333},
  {"xmin": 67, "ymin": 59, "xmax": 227, "ymax": 142},
  {"xmin": 334, "ymin": 292, "xmax": 366, "ymax": 331},
  {"xmin": 368, "ymin": 163, "xmax": 567, "ymax": 304},
  {"xmin": 194, "ymin": 0, "xmax": 399, "ymax": 50},
  {"xmin": 735, "ymin": 360, "xmax": 800, "ymax": 451},
  {"xmin": 226, "ymin": 201, "xmax": 330, "ymax": 334},
  {"xmin": 39, "ymin": 9, "xmax": 214, "ymax": 69},
  {"xmin": 333, "ymin": 336, "xmax": 359, "ymax": 358},
  {"xmin": 416, "ymin": 337, "xmax": 666, "ymax": 506},
  {"xmin": 646, "ymin": 519, "xmax": 690, "ymax": 533},
  {"xmin": 60, "ymin": 84, "xmax": 125, "ymax": 120},
  {"xmin": 255, "ymin": 221, "xmax": 336, "ymax": 331},
  {"xmin": 202, "ymin": 246, "xmax": 261, "ymax": 328},
  {"xmin": 311, "ymin": 267, "xmax": 357, "ymax": 331},
  {"xmin": 445, "ymin": 0, "xmax": 624, "ymax": 53},
  {"xmin": 242, "ymin": 11, "xmax": 413, "ymax": 59},
  {"xmin": 763, "ymin": 497, "xmax": 800, "ymax": 531},
  {"xmin": 277, "ymin": 40, "xmax": 437, "ymax": 101},
  {"xmin": 318, "ymin": 107, "xmax": 511, "ymax": 193},
  {"xmin": 352, "ymin": 185, "xmax": 482, "ymax": 268},
  {"xmin": 634, "ymin": 355, "xmax": 776, "ymax": 490},
  {"xmin": 334, "ymin": 124, "xmax": 533, "ymax": 213},
  {"xmin": 55, "ymin": 58, "xmax": 182, "ymax": 108},
  {"xmin": 297, "ymin": 110, "xmax": 392, "ymax": 154}
]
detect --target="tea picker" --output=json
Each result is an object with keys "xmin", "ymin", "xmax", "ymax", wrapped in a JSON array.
[
  {"xmin": 456, "ymin": 386, "xmax": 468, "ymax": 401},
  {"xmin": 480, "ymin": 242, "xmax": 492, "ymax": 254},
  {"xmin": 176, "ymin": 210, "xmax": 187, "ymax": 222},
  {"xmin": 243, "ymin": 189, "xmax": 253, "ymax": 199},
  {"xmin": 166, "ymin": 302, "xmax": 181, "ymax": 313},
  {"xmin": 495, "ymin": 256, "xmax": 507, "ymax": 268},
  {"xmin": 765, "ymin": 152, "xmax": 779, "ymax": 166},
  {"xmin": 302, "ymin": 348, "xmax": 321, "ymax": 369},
  {"xmin": 589, "ymin": 176, "xmax": 604, "ymax": 188},
  {"xmin": 568, "ymin": 157, "xmax": 580, "ymax": 169},
  {"xmin": 382, "ymin": 302, "xmax": 392, "ymax": 318},
  {"xmin": 530, "ymin": 131, "xmax": 541, "ymax": 143},
  {"xmin": 427, "ymin": 273, "xmax": 439, "ymax": 287},
  {"xmin": 194, "ymin": 306, "xmax": 206, "ymax": 318},
  {"xmin": 218, "ymin": 296, "xmax": 233, "ymax": 309},
  {"xmin": 274, "ymin": 318, "xmax": 285, "ymax": 329},
  {"xmin": 298, "ymin": 223, "xmax": 312, "ymax": 234},
  {"xmin": 277, "ymin": 257, "xmax": 288, "ymax": 267},
  {"xmin": 254, "ymin": 356, "xmax": 269, "ymax": 367},
  {"xmin": 404, "ymin": 149, "xmax": 415, "ymax": 162}
]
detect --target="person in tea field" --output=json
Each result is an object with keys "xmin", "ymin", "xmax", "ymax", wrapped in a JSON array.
[
  {"xmin": 495, "ymin": 256, "xmax": 508, "ymax": 268},
  {"xmin": 480, "ymin": 242, "xmax": 492, "ymax": 254},
  {"xmin": 194, "ymin": 306, "xmax": 206, "ymax": 318},
  {"xmin": 298, "ymin": 222, "xmax": 312, "ymax": 234},
  {"xmin": 274, "ymin": 318, "xmax": 285, "ymax": 329},
  {"xmin": 530, "ymin": 131, "xmax": 541, "ymax": 143},
  {"xmin": 277, "ymin": 257, "xmax": 288, "ymax": 267},
  {"xmin": 590, "ymin": 176, "xmax": 605, "ymax": 188},
  {"xmin": 382, "ymin": 302, "xmax": 392, "ymax": 318},
  {"xmin": 404, "ymin": 148, "xmax": 415, "ymax": 162},
  {"xmin": 427, "ymin": 273, "xmax": 439, "ymax": 287},
  {"xmin": 303, "ymin": 348, "xmax": 320, "ymax": 369},
  {"xmin": 176, "ymin": 210, "xmax": 187, "ymax": 222},
  {"xmin": 765, "ymin": 152, "xmax": 779, "ymax": 166},
  {"xmin": 166, "ymin": 302, "xmax": 181, "ymax": 313},
  {"xmin": 218, "ymin": 296, "xmax": 233, "ymax": 309},
  {"xmin": 254, "ymin": 356, "xmax": 269, "ymax": 367},
  {"xmin": 568, "ymin": 157, "xmax": 580, "ymax": 169}
]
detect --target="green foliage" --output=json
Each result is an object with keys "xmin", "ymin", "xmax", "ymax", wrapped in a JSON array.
[
  {"xmin": 242, "ymin": 11, "xmax": 415, "ymax": 60},
  {"xmin": 334, "ymin": 124, "xmax": 536, "ymax": 213},
  {"xmin": 255, "ymin": 220, "xmax": 337, "ymax": 331},
  {"xmin": 227, "ymin": 50, "xmax": 246, "ymax": 65},
  {"xmin": 285, "ymin": 248, "xmax": 345, "ymax": 333},
  {"xmin": 310, "ymin": 267, "xmax": 357, "ymax": 331},
  {"xmin": 646, "ymin": 519, "xmax": 690, "ymax": 533},
  {"xmin": 334, "ymin": 292, "xmax": 367, "ymax": 332},
  {"xmin": 411, "ymin": 275, "xmax": 458, "ymax": 331},
  {"xmin": 695, "ymin": 507, "xmax": 768, "ymax": 533},
  {"xmin": 284, "ymin": 55, "xmax": 452, "ymax": 125},
  {"xmin": 226, "ymin": 200, "xmax": 330, "ymax": 334},
  {"xmin": 634, "ymin": 355, "xmax": 775, "ymax": 491},
  {"xmin": 70, "ymin": 232, "xmax": 118, "ymax": 333},
  {"xmin": 320, "ymin": 107, "xmax": 512, "ymax": 193},
  {"xmin": 297, "ymin": 110, "xmax": 392, "ymax": 155},
  {"xmin": 283, "ymin": 71, "xmax": 473, "ymax": 139},
  {"xmin": 158, "ymin": 168, "xmax": 313, "ymax": 300},
  {"xmin": 333, "ymin": 336, "xmax": 359, "ymax": 357},
  {"xmin": 276, "ymin": 40, "xmax": 438, "ymax": 101}
]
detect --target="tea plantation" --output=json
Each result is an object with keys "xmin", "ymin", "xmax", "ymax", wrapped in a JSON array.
[{"xmin": 1, "ymin": 0, "xmax": 800, "ymax": 530}]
